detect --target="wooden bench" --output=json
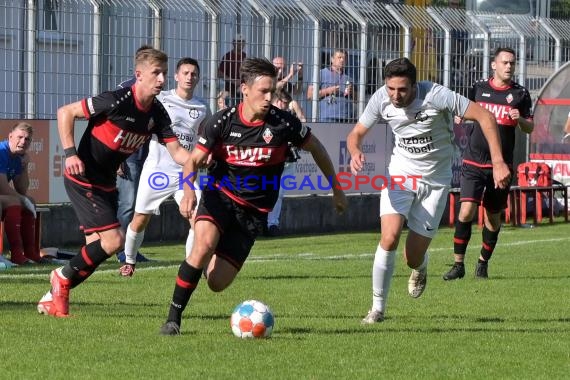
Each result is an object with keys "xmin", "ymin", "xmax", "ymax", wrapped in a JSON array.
[{"xmin": 0, "ymin": 206, "xmax": 50, "ymax": 254}]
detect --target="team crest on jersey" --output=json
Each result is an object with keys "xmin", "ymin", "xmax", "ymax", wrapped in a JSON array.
[
  {"xmin": 262, "ymin": 128, "xmax": 273, "ymax": 143},
  {"xmin": 506, "ymin": 93, "xmax": 513, "ymax": 104},
  {"xmin": 415, "ymin": 111, "xmax": 429, "ymax": 122},
  {"xmin": 189, "ymin": 109, "xmax": 200, "ymax": 119},
  {"xmin": 148, "ymin": 117, "xmax": 154, "ymax": 131}
]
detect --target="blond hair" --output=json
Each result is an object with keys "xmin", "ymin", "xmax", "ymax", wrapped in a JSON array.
[
  {"xmin": 12, "ymin": 122, "xmax": 33, "ymax": 136},
  {"xmin": 134, "ymin": 46, "xmax": 168, "ymax": 68}
]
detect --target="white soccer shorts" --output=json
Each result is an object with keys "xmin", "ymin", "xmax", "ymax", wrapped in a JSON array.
[
  {"xmin": 379, "ymin": 181, "xmax": 449, "ymax": 239},
  {"xmin": 135, "ymin": 164, "xmax": 202, "ymax": 215}
]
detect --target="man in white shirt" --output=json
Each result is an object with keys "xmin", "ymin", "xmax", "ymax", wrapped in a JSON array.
[
  {"xmin": 120, "ymin": 57, "xmax": 211, "ymax": 276},
  {"xmin": 347, "ymin": 58, "xmax": 511, "ymax": 324}
]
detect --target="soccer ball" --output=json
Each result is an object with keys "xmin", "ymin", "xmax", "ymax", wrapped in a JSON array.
[{"xmin": 230, "ymin": 300, "xmax": 274, "ymax": 339}]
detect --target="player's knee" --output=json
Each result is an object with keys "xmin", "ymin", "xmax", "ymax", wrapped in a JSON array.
[
  {"xmin": 458, "ymin": 202, "xmax": 478, "ymax": 221},
  {"xmin": 380, "ymin": 235, "xmax": 399, "ymax": 251},
  {"xmin": 100, "ymin": 232, "xmax": 124, "ymax": 254}
]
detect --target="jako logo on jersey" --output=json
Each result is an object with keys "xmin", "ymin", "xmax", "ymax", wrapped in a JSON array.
[
  {"xmin": 126, "ymin": 117, "xmax": 135, "ymax": 122},
  {"xmin": 198, "ymin": 137, "xmax": 207, "ymax": 144},
  {"xmin": 225, "ymin": 145, "xmax": 272, "ymax": 163},
  {"xmin": 262, "ymin": 128, "xmax": 273, "ymax": 143},
  {"xmin": 113, "ymin": 130, "xmax": 147, "ymax": 151},
  {"xmin": 230, "ymin": 131, "xmax": 242, "ymax": 138}
]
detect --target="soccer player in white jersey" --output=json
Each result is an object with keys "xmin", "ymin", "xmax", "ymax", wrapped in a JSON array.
[
  {"xmin": 119, "ymin": 57, "xmax": 211, "ymax": 276},
  {"xmin": 347, "ymin": 58, "xmax": 511, "ymax": 324}
]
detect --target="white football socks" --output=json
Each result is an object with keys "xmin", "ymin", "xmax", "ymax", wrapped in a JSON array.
[
  {"xmin": 124, "ymin": 225, "xmax": 145, "ymax": 265},
  {"xmin": 371, "ymin": 246, "xmax": 396, "ymax": 313}
]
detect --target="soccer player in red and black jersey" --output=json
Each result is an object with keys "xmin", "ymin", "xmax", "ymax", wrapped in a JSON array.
[
  {"xmin": 159, "ymin": 57, "xmax": 347, "ymax": 335},
  {"xmin": 37, "ymin": 47, "xmax": 192, "ymax": 318},
  {"xmin": 444, "ymin": 47, "xmax": 534, "ymax": 281}
]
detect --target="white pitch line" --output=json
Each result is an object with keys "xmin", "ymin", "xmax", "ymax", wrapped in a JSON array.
[{"xmin": 1, "ymin": 236, "xmax": 568, "ymax": 279}]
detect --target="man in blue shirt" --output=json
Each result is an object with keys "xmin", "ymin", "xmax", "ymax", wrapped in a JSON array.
[
  {"xmin": 0, "ymin": 122, "xmax": 41, "ymax": 265},
  {"xmin": 307, "ymin": 49, "xmax": 356, "ymax": 123}
]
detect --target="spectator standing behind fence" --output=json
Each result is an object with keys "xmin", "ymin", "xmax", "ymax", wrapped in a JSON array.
[
  {"xmin": 115, "ymin": 74, "xmax": 151, "ymax": 264},
  {"xmin": 0, "ymin": 122, "xmax": 44, "ymax": 265},
  {"xmin": 307, "ymin": 49, "xmax": 356, "ymax": 123},
  {"xmin": 348, "ymin": 58, "xmax": 511, "ymax": 324},
  {"xmin": 443, "ymin": 47, "xmax": 533, "ymax": 281},
  {"xmin": 273, "ymin": 56, "xmax": 304, "ymax": 95},
  {"xmin": 273, "ymin": 57, "xmax": 307, "ymax": 122},
  {"xmin": 265, "ymin": 88, "xmax": 301, "ymax": 237},
  {"xmin": 218, "ymin": 34, "xmax": 246, "ymax": 104},
  {"xmin": 37, "ymin": 47, "xmax": 192, "ymax": 318},
  {"xmin": 119, "ymin": 57, "xmax": 211, "ymax": 277},
  {"xmin": 158, "ymin": 58, "xmax": 347, "ymax": 335}
]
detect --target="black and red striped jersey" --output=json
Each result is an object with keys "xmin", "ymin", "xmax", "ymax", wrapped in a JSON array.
[
  {"xmin": 76, "ymin": 85, "xmax": 177, "ymax": 187},
  {"xmin": 463, "ymin": 77, "xmax": 532, "ymax": 167},
  {"xmin": 197, "ymin": 103, "xmax": 312, "ymax": 212}
]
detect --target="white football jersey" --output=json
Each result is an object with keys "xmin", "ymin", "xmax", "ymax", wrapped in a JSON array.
[
  {"xmin": 359, "ymin": 81, "xmax": 470, "ymax": 185},
  {"xmin": 146, "ymin": 89, "xmax": 211, "ymax": 172}
]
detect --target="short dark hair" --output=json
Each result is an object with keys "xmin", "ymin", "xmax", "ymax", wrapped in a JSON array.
[
  {"xmin": 240, "ymin": 57, "xmax": 277, "ymax": 85},
  {"xmin": 176, "ymin": 57, "xmax": 200, "ymax": 74},
  {"xmin": 332, "ymin": 48, "xmax": 347, "ymax": 57},
  {"xmin": 272, "ymin": 87, "xmax": 292, "ymax": 103},
  {"xmin": 384, "ymin": 57, "xmax": 417, "ymax": 85},
  {"xmin": 494, "ymin": 47, "xmax": 516, "ymax": 60}
]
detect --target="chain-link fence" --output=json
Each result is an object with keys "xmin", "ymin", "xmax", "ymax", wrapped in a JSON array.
[{"xmin": 2, "ymin": 0, "xmax": 570, "ymax": 120}]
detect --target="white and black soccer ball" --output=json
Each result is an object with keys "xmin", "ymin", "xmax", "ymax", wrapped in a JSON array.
[{"xmin": 230, "ymin": 299, "xmax": 274, "ymax": 339}]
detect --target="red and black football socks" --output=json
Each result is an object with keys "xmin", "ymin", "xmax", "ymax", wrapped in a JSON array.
[
  {"xmin": 480, "ymin": 226, "xmax": 500, "ymax": 262},
  {"xmin": 62, "ymin": 240, "xmax": 110, "ymax": 288},
  {"xmin": 453, "ymin": 220, "xmax": 473, "ymax": 258},
  {"xmin": 167, "ymin": 260, "xmax": 202, "ymax": 326}
]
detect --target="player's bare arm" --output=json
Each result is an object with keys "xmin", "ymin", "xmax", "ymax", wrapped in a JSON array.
[
  {"xmin": 57, "ymin": 101, "xmax": 85, "ymax": 176},
  {"xmin": 178, "ymin": 147, "xmax": 209, "ymax": 219},
  {"xmin": 303, "ymin": 135, "xmax": 347, "ymax": 214},
  {"xmin": 463, "ymin": 101, "xmax": 511, "ymax": 189},
  {"xmin": 346, "ymin": 122, "xmax": 369, "ymax": 175},
  {"xmin": 165, "ymin": 140, "xmax": 191, "ymax": 167},
  {"xmin": 508, "ymin": 108, "xmax": 534, "ymax": 134}
]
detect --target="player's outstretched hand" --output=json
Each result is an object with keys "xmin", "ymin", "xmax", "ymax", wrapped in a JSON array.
[
  {"xmin": 119, "ymin": 263, "xmax": 136, "ymax": 277},
  {"xmin": 349, "ymin": 151, "xmax": 365, "ymax": 175}
]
